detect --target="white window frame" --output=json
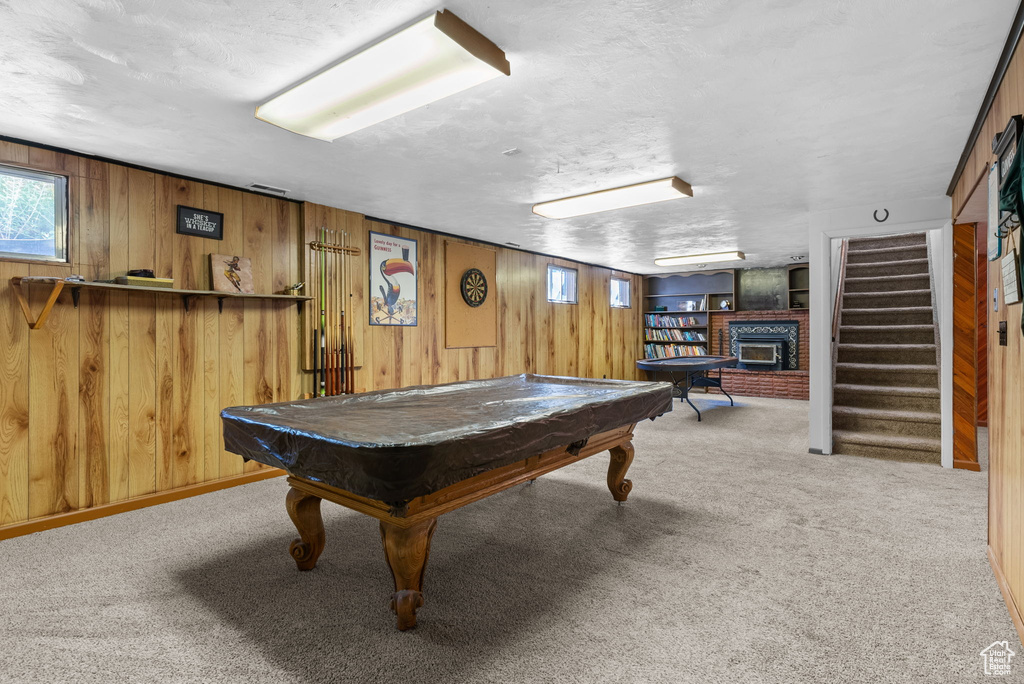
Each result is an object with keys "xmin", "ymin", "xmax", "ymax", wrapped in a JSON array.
[
  {"xmin": 610, "ymin": 277, "xmax": 631, "ymax": 308},
  {"xmin": 0, "ymin": 163, "xmax": 69, "ymax": 264},
  {"xmin": 546, "ymin": 264, "xmax": 578, "ymax": 304}
]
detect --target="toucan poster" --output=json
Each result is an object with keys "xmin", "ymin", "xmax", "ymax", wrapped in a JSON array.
[{"xmin": 369, "ymin": 231, "xmax": 418, "ymax": 326}]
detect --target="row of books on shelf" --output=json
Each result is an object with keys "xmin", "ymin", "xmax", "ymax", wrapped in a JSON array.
[
  {"xmin": 644, "ymin": 344, "xmax": 708, "ymax": 358},
  {"xmin": 644, "ymin": 314, "xmax": 700, "ymax": 327},
  {"xmin": 645, "ymin": 328, "xmax": 706, "ymax": 342}
]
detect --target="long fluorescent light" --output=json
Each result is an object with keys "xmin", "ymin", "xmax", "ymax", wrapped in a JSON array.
[
  {"xmin": 532, "ymin": 177, "xmax": 692, "ymax": 219},
  {"xmin": 654, "ymin": 251, "xmax": 745, "ymax": 267},
  {"xmin": 255, "ymin": 10, "xmax": 510, "ymax": 141}
]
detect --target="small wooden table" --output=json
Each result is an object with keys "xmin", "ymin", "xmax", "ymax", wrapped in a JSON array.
[{"xmin": 221, "ymin": 375, "xmax": 672, "ymax": 630}]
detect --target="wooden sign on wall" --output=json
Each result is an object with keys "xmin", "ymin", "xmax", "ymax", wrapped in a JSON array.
[{"xmin": 445, "ymin": 241, "xmax": 496, "ymax": 348}]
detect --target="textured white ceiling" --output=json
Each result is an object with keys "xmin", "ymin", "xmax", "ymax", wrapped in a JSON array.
[{"xmin": 0, "ymin": 0, "xmax": 1015, "ymax": 272}]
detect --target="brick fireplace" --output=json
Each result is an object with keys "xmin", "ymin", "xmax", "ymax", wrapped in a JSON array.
[{"xmin": 708, "ymin": 309, "xmax": 809, "ymax": 400}]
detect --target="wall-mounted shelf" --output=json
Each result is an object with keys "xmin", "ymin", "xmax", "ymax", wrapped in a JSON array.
[
  {"xmin": 787, "ymin": 264, "xmax": 810, "ymax": 310},
  {"xmin": 11, "ymin": 276, "xmax": 312, "ymax": 330}
]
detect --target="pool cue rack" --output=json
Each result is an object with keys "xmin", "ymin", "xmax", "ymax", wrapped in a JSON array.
[{"xmin": 308, "ymin": 229, "xmax": 359, "ymax": 396}]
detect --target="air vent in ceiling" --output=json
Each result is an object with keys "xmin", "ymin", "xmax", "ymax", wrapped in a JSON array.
[{"xmin": 247, "ymin": 183, "xmax": 289, "ymax": 197}]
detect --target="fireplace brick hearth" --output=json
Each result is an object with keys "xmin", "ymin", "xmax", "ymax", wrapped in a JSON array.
[{"xmin": 707, "ymin": 309, "xmax": 810, "ymax": 400}]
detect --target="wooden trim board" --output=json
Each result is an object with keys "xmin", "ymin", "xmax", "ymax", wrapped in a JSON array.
[
  {"xmin": 989, "ymin": 545, "xmax": 1024, "ymax": 647},
  {"xmin": 0, "ymin": 469, "xmax": 282, "ymax": 541}
]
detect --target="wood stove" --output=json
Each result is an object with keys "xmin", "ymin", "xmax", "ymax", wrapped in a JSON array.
[{"xmin": 728, "ymin": 320, "xmax": 799, "ymax": 371}]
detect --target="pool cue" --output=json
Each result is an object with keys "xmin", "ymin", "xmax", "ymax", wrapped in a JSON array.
[
  {"xmin": 320, "ymin": 226, "xmax": 327, "ymax": 396},
  {"xmin": 339, "ymin": 228, "xmax": 348, "ymax": 393},
  {"xmin": 328, "ymin": 228, "xmax": 337, "ymax": 396},
  {"xmin": 345, "ymin": 229, "xmax": 354, "ymax": 394},
  {"xmin": 336, "ymin": 229, "xmax": 344, "ymax": 394},
  {"xmin": 309, "ymin": 237, "xmax": 317, "ymax": 397},
  {"xmin": 333, "ymin": 229, "xmax": 342, "ymax": 395}
]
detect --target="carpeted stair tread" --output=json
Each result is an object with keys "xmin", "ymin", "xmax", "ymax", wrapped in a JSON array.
[
  {"xmin": 845, "ymin": 273, "xmax": 929, "ymax": 284},
  {"xmin": 840, "ymin": 306, "xmax": 933, "ymax": 316},
  {"xmin": 838, "ymin": 342, "xmax": 936, "ymax": 350},
  {"xmin": 832, "ymin": 406, "xmax": 941, "ymax": 424},
  {"xmin": 832, "ymin": 429, "xmax": 941, "ymax": 453},
  {"xmin": 846, "ymin": 257, "xmax": 929, "ymax": 269},
  {"xmin": 834, "ymin": 362, "xmax": 937, "ymax": 373},
  {"xmin": 848, "ymin": 232, "xmax": 926, "ymax": 250},
  {"xmin": 846, "ymin": 244, "xmax": 925, "ymax": 256},
  {"xmin": 839, "ymin": 324, "xmax": 933, "ymax": 332},
  {"xmin": 833, "ymin": 383, "xmax": 940, "ymax": 397},
  {"xmin": 843, "ymin": 289, "xmax": 931, "ymax": 299}
]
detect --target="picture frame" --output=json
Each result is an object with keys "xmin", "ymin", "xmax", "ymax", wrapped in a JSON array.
[
  {"xmin": 177, "ymin": 205, "xmax": 224, "ymax": 240},
  {"xmin": 369, "ymin": 231, "xmax": 418, "ymax": 326}
]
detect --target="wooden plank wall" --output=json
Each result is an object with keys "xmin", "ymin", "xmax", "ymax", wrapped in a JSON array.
[
  {"xmin": 0, "ymin": 143, "xmax": 643, "ymax": 535},
  {"xmin": 950, "ymin": 43, "xmax": 1024, "ymax": 643},
  {"xmin": 301, "ymin": 207, "xmax": 643, "ymax": 391},
  {"xmin": 951, "ymin": 224, "xmax": 979, "ymax": 470},
  {"xmin": 0, "ymin": 141, "xmax": 302, "ymax": 531}
]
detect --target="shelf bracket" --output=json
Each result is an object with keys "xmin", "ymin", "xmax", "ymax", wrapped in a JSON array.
[
  {"xmin": 217, "ymin": 297, "xmax": 226, "ymax": 314},
  {"xmin": 71, "ymin": 287, "xmax": 81, "ymax": 309},
  {"xmin": 10, "ymin": 277, "xmax": 65, "ymax": 330},
  {"xmin": 182, "ymin": 294, "xmax": 199, "ymax": 312}
]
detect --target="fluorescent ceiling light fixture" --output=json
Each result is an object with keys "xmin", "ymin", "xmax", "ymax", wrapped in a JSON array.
[
  {"xmin": 532, "ymin": 177, "xmax": 692, "ymax": 219},
  {"xmin": 654, "ymin": 251, "xmax": 745, "ymax": 267},
  {"xmin": 255, "ymin": 10, "xmax": 510, "ymax": 141}
]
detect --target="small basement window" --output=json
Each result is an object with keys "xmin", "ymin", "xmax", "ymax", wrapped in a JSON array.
[
  {"xmin": 547, "ymin": 264, "xmax": 578, "ymax": 304},
  {"xmin": 0, "ymin": 164, "xmax": 69, "ymax": 263},
  {"xmin": 610, "ymin": 277, "xmax": 630, "ymax": 308}
]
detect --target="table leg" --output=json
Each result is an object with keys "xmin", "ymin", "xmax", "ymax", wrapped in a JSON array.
[
  {"xmin": 286, "ymin": 487, "xmax": 326, "ymax": 571},
  {"xmin": 685, "ymin": 371, "xmax": 702, "ymax": 421},
  {"xmin": 607, "ymin": 441, "xmax": 635, "ymax": 502},
  {"xmin": 718, "ymin": 368, "xmax": 734, "ymax": 406},
  {"xmin": 380, "ymin": 518, "xmax": 438, "ymax": 631}
]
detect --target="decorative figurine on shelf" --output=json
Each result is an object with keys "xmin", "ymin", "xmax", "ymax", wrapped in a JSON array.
[{"xmin": 719, "ymin": 299, "xmax": 731, "ymax": 310}]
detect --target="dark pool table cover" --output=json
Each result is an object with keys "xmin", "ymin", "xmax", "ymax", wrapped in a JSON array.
[{"xmin": 221, "ymin": 374, "xmax": 672, "ymax": 501}]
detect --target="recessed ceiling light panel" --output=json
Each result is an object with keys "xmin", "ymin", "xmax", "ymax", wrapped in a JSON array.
[
  {"xmin": 256, "ymin": 10, "xmax": 510, "ymax": 141},
  {"xmin": 654, "ymin": 251, "xmax": 745, "ymax": 267},
  {"xmin": 532, "ymin": 177, "xmax": 692, "ymax": 219}
]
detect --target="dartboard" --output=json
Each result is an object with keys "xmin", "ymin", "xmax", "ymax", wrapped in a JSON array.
[{"xmin": 460, "ymin": 268, "xmax": 488, "ymax": 307}]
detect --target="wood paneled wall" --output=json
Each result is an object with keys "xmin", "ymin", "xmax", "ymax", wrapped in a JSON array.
[
  {"xmin": 0, "ymin": 140, "xmax": 303, "ymax": 531},
  {"xmin": 302, "ymin": 206, "xmax": 643, "ymax": 391},
  {"xmin": 951, "ymin": 223, "xmax": 979, "ymax": 470},
  {"xmin": 0, "ymin": 142, "xmax": 642, "ymax": 536},
  {"xmin": 949, "ymin": 43, "xmax": 1024, "ymax": 643}
]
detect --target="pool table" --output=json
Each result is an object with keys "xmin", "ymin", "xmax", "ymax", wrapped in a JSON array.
[
  {"xmin": 636, "ymin": 356, "xmax": 739, "ymax": 421},
  {"xmin": 221, "ymin": 374, "xmax": 672, "ymax": 630}
]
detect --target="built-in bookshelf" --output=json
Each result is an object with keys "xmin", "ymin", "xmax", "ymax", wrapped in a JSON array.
[
  {"xmin": 787, "ymin": 264, "xmax": 809, "ymax": 310},
  {"xmin": 642, "ymin": 270, "xmax": 735, "ymax": 359}
]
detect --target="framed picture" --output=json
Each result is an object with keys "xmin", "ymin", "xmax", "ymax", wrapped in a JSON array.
[
  {"xmin": 369, "ymin": 231, "xmax": 417, "ymax": 326},
  {"xmin": 177, "ymin": 205, "xmax": 223, "ymax": 240},
  {"xmin": 1002, "ymin": 249, "xmax": 1020, "ymax": 306},
  {"xmin": 210, "ymin": 253, "xmax": 254, "ymax": 294}
]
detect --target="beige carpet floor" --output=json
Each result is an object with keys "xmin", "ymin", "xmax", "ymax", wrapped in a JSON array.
[{"xmin": 0, "ymin": 396, "xmax": 1013, "ymax": 683}]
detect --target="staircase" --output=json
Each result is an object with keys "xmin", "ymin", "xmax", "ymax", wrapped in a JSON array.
[{"xmin": 832, "ymin": 232, "xmax": 941, "ymax": 463}]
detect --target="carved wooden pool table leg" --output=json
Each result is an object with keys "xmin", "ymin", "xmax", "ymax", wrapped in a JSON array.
[
  {"xmin": 607, "ymin": 441, "xmax": 635, "ymax": 502},
  {"xmin": 379, "ymin": 517, "xmax": 438, "ymax": 631},
  {"xmin": 286, "ymin": 487, "xmax": 325, "ymax": 571}
]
